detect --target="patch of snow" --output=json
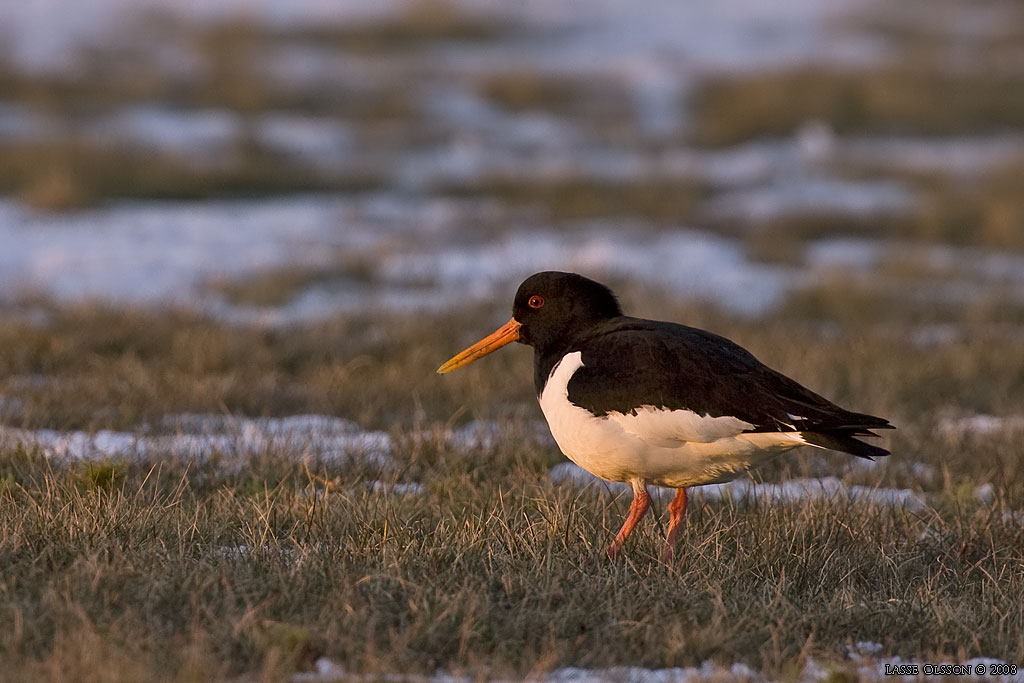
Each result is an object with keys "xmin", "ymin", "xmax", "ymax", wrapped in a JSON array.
[
  {"xmin": 546, "ymin": 663, "xmax": 762, "ymax": 683},
  {"xmin": 846, "ymin": 135, "xmax": 1024, "ymax": 177},
  {"xmin": 380, "ymin": 227, "xmax": 797, "ymax": 317},
  {"xmin": 0, "ymin": 0, "xmax": 874, "ymax": 76},
  {"xmin": 847, "ymin": 456, "xmax": 880, "ymax": 471},
  {"xmin": 847, "ymin": 641, "xmax": 884, "ymax": 659},
  {"xmin": 908, "ymin": 324, "xmax": 961, "ymax": 348},
  {"xmin": 0, "ymin": 414, "xmax": 393, "ymax": 467},
  {"xmin": 255, "ymin": 113, "xmax": 354, "ymax": 167},
  {"xmin": 88, "ymin": 106, "xmax": 242, "ymax": 161},
  {"xmin": 0, "ymin": 195, "xmax": 792, "ymax": 319},
  {"xmin": 292, "ymin": 660, "xmax": 765, "ymax": 682},
  {"xmin": 0, "ymin": 413, "xmax": 561, "ymax": 473},
  {"xmin": 291, "ymin": 655, "xmax": 1024, "ymax": 682},
  {"xmin": 908, "ymin": 462, "xmax": 937, "ymax": 485},
  {"xmin": 550, "ymin": 462, "xmax": 928, "ymax": 511},
  {"xmin": 367, "ymin": 481, "xmax": 425, "ymax": 496},
  {"xmin": 804, "ymin": 239, "xmax": 1024, "ymax": 307},
  {"xmin": 698, "ymin": 477, "xmax": 928, "ymax": 511},
  {"xmin": 975, "ymin": 483, "xmax": 995, "ymax": 505},
  {"xmin": 705, "ymin": 177, "xmax": 914, "ymax": 224},
  {"xmin": 848, "ymin": 457, "xmax": 936, "ymax": 485},
  {"xmin": 442, "ymin": 420, "xmax": 555, "ymax": 452},
  {"xmin": 940, "ymin": 414, "xmax": 1024, "ymax": 437},
  {"xmin": 0, "ymin": 196, "xmax": 353, "ymax": 304},
  {"xmin": 1002, "ymin": 510, "xmax": 1024, "ymax": 525},
  {"xmin": 805, "ymin": 238, "xmax": 884, "ymax": 271}
]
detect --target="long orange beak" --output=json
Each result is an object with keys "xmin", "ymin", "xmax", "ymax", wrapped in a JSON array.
[{"xmin": 437, "ymin": 317, "xmax": 521, "ymax": 374}]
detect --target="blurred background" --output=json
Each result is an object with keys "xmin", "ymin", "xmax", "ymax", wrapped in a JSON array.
[
  {"xmin": 1, "ymin": 0, "xmax": 1022, "ymax": 325},
  {"xmin": 1, "ymin": 0, "xmax": 1024, "ymax": 434}
]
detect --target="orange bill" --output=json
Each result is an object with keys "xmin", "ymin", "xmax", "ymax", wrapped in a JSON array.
[{"xmin": 436, "ymin": 317, "xmax": 521, "ymax": 374}]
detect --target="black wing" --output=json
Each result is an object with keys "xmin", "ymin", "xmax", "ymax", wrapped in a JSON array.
[{"xmin": 565, "ymin": 318, "xmax": 892, "ymax": 457}]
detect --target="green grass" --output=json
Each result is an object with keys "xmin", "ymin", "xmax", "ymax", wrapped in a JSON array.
[{"xmin": 2, "ymin": 287, "xmax": 1024, "ymax": 678}]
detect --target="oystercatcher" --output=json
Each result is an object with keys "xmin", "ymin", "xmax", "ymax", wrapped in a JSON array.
[{"xmin": 438, "ymin": 271, "xmax": 893, "ymax": 560}]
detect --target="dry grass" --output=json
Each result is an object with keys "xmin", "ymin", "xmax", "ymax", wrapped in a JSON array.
[
  {"xmin": 2, "ymin": 0, "xmax": 1024, "ymax": 676},
  {"xmin": 2, "ymin": 283, "xmax": 1024, "ymax": 679},
  {"xmin": 205, "ymin": 254, "xmax": 381, "ymax": 308},
  {"xmin": 689, "ymin": 65, "xmax": 1024, "ymax": 147},
  {"xmin": 1, "ymin": 428, "xmax": 1023, "ymax": 680},
  {"xmin": 262, "ymin": 0, "xmax": 518, "ymax": 52},
  {"xmin": 869, "ymin": 162, "xmax": 1024, "ymax": 251},
  {"xmin": 475, "ymin": 70, "xmax": 635, "ymax": 129},
  {"xmin": 688, "ymin": 0, "xmax": 1024, "ymax": 147},
  {"xmin": 0, "ymin": 303, "xmax": 527, "ymax": 431},
  {"xmin": 0, "ymin": 140, "xmax": 381, "ymax": 210},
  {"xmin": 440, "ymin": 175, "xmax": 708, "ymax": 224},
  {"xmin": 847, "ymin": 0, "xmax": 1024, "ymax": 73}
]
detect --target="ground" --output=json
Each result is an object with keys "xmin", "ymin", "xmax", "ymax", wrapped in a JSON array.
[{"xmin": 1, "ymin": 0, "xmax": 1024, "ymax": 680}]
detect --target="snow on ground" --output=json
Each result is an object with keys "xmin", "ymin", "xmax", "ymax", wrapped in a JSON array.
[
  {"xmin": 697, "ymin": 476, "xmax": 927, "ymax": 511},
  {"xmin": 293, "ymin": 655, "xmax": 1024, "ymax": 682},
  {"xmin": 0, "ymin": 0, "xmax": 1020, "ymax": 326},
  {"xmin": 0, "ymin": 196, "xmax": 352, "ymax": 305},
  {"xmin": 5, "ymin": 190, "xmax": 1024, "ymax": 324},
  {"xmin": 0, "ymin": 196, "xmax": 798, "ymax": 318},
  {"xmin": 549, "ymin": 462, "xmax": 928, "ymax": 512},
  {"xmin": 378, "ymin": 227, "xmax": 799, "ymax": 317},
  {"xmin": 439, "ymin": 419, "xmax": 555, "ymax": 452},
  {"xmin": 366, "ymin": 481, "xmax": 426, "ymax": 496},
  {"xmin": 0, "ymin": 414, "xmax": 394, "ymax": 468},
  {"xmin": 939, "ymin": 413, "xmax": 1024, "ymax": 437},
  {"xmin": 0, "ymin": 0, "xmax": 872, "ymax": 77},
  {"xmin": 0, "ymin": 413, "xmax": 551, "ymax": 468},
  {"xmin": 704, "ymin": 178, "xmax": 914, "ymax": 224}
]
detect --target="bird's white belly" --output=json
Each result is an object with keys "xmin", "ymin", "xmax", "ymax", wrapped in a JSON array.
[{"xmin": 538, "ymin": 352, "xmax": 807, "ymax": 488}]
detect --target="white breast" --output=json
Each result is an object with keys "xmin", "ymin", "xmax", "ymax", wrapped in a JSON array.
[{"xmin": 537, "ymin": 351, "xmax": 808, "ymax": 488}]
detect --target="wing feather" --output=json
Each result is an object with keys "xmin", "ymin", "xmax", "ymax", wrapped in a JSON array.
[{"xmin": 566, "ymin": 318, "xmax": 893, "ymax": 443}]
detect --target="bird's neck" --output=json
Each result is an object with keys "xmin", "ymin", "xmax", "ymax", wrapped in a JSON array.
[
  {"xmin": 529, "ymin": 316, "xmax": 627, "ymax": 395},
  {"xmin": 533, "ymin": 345, "xmax": 570, "ymax": 396}
]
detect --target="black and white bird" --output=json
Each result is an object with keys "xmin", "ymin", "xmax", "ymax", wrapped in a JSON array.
[{"xmin": 438, "ymin": 271, "xmax": 893, "ymax": 561}]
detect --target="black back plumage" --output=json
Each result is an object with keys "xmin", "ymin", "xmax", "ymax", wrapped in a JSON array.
[
  {"xmin": 564, "ymin": 318, "xmax": 892, "ymax": 458},
  {"xmin": 513, "ymin": 272, "xmax": 893, "ymax": 459}
]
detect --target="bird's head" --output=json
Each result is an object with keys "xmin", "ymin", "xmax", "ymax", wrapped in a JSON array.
[{"xmin": 437, "ymin": 271, "xmax": 621, "ymax": 373}]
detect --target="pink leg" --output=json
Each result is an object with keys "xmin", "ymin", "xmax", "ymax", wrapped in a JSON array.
[
  {"xmin": 661, "ymin": 487, "xmax": 688, "ymax": 562},
  {"xmin": 606, "ymin": 480, "xmax": 650, "ymax": 559}
]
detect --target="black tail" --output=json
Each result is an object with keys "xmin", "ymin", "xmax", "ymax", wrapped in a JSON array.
[{"xmin": 801, "ymin": 430, "xmax": 891, "ymax": 459}]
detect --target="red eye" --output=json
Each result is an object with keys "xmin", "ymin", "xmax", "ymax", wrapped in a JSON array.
[{"xmin": 528, "ymin": 295, "xmax": 544, "ymax": 309}]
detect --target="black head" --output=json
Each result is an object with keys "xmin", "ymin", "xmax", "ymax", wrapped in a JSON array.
[
  {"xmin": 436, "ymin": 271, "xmax": 622, "ymax": 375},
  {"xmin": 512, "ymin": 271, "xmax": 622, "ymax": 352}
]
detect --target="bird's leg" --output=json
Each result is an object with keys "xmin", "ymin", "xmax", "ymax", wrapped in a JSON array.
[
  {"xmin": 660, "ymin": 487, "xmax": 688, "ymax": 563},
  {"xmin": 606, "ymin": 480, "xmax": 650, "ymax": 559}
]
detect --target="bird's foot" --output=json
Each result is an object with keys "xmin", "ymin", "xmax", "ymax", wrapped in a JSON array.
[{"xmin": 605, "ymin": 540, "xmax": 623, "ymax": 560}]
